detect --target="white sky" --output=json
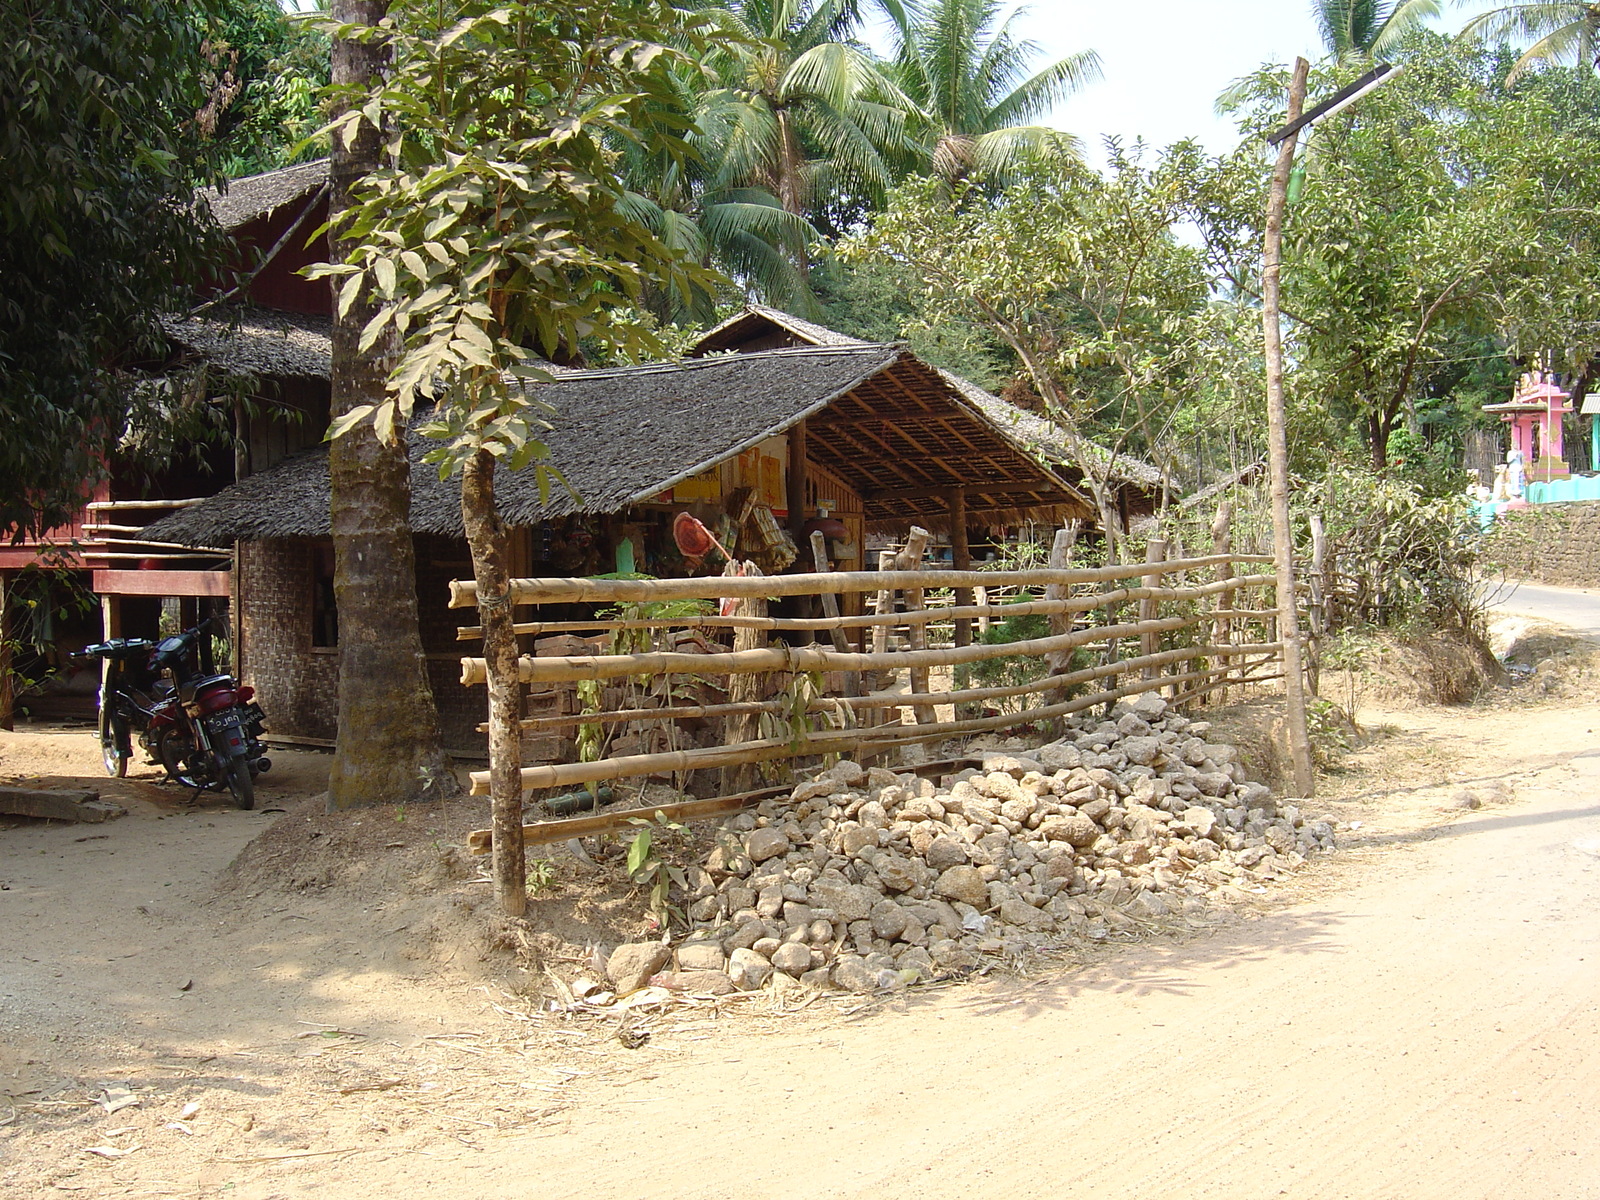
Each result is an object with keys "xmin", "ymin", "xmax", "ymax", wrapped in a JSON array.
[{"xmin": 985, "ymin": 1, "xmax": 1513, "ymax": 160}]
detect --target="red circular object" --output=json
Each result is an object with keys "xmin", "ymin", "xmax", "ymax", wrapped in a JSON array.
[{"xmin": 673, "ymin": 511, "xmax": 714, "ymax": 558}]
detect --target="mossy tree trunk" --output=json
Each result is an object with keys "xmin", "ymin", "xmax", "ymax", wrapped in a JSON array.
[{"xmin": 326, "ymin": 0, "xmax": 454, "ymax": 809}]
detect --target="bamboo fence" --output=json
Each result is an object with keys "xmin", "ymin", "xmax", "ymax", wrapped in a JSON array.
[{"xmin": 453, "ymin": 543, "xmax": 1291, "ymax": 799}]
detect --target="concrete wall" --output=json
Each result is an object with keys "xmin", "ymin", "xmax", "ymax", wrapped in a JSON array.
[{"xmin": 1484, "ymin": 501, "xmax": 1600, "ymax": 587}]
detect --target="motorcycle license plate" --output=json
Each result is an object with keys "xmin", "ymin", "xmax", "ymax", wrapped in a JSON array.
[{"xmin": 208, "ymin": 711, "xmax": 246, "ymax": 752}]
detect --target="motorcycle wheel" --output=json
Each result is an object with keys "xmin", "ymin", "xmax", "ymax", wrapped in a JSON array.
[
  {"xmin": 100, "ymin": 712, "xmax": 129, "ymax": 779},
  {"xmin": 156, "ymin": 726, "xmax": 204, "ymax": 790},
  {"xmin": 224, "ymin": 756, "xmax": 255, "ymax": 810}
]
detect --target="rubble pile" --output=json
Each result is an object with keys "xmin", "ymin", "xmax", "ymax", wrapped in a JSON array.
[{"xmin": 605, "ymin": 693, "xmax": 1337, "ymax": 997}]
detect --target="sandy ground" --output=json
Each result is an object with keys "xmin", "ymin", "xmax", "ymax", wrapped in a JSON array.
[{"xmin": 4, "ymin": 685, "xmax": 1600, "ymax": 1198}]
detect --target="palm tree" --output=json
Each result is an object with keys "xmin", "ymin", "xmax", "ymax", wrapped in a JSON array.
[
  {"xmin": 691, "ymin": 0, "xmax": 920, "ymax": 226},
  {"xmin": 887, "ymin": 0, "xmax": 1101, "ymax": 183},
  {"xmin": 1458, "ymin": 3, "xmax": 1600, "ymax": 80},
  {"xmin": 1315, "ymin": 0, "xmax": 1442, "ymax": 60}
]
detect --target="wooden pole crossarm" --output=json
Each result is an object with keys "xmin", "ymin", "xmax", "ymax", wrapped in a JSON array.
[{"xmin": 447, "ymin": 554, "xmax": 1276, "ymax": 608}]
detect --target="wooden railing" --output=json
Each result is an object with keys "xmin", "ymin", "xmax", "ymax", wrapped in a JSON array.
[{"xmin": 451, "ymin": 542, "xmax": 1288, "ymax": 800}]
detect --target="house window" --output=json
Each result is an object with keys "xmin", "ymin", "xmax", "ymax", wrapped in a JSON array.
[{"xmin": 312, "ymin": 541, "xmax": 338, "ymax": 648}]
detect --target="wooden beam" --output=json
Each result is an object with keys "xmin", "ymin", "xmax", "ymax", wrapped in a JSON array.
[{"xmin": 0, "ymin": 787, "xmax": 123, "ymax": 823}]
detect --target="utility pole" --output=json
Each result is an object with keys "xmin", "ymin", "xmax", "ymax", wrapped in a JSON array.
[{"xmin": 1263, "ymin": 56, "xmax": 1315, "ymax": 798}]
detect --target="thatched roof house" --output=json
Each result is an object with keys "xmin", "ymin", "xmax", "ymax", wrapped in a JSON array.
[
  {"xmin": 146, "ymin": 341, "xmax": 1088, "ymax": 547},
  {"xmin": 138, "ymin": 332, "xmax": 1093, "ymax": 751}
]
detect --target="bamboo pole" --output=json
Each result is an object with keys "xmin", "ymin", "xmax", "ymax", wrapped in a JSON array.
[
  {"xmin": 453, "ymin": 574, "xmax": 1277, "ymax": 639},
  {"xmin": 1139, "ymin": 538, "xmax": 1167, "ymax": 681},
  {"xmin": 1263, "ymin": 55, "xmax": 1315, "ymax": 797},
  {"xmin": 447, "ymin": 554, "xmax": 1275, "ymax": 608},
  {"xmin": 502, "ymin": 640, "xmax": 1285, "ymax": 732},
  {"xmin": 461, "ymin": 612, "xmax": 1200, "ymax": 686}
]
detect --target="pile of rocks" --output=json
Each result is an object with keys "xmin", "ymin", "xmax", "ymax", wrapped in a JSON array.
[{"xmin": 602, "ymin": 693, "xmax": 1337, "ymax": 997}]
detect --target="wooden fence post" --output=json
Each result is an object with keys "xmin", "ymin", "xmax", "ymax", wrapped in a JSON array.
[
  {"xmin": 810, "ymin": 530, "xmax": 860, "ymax": 698},
  {"xmin": 949, "ymin": 488, "xmax": 972, "ymax": 647},
  {"xmin": 1043, "ymin": 522, "xmax": 1078, "ymax": 675},
  {"xmin": 1139, "ymin": 538, "xmax": 1167, "ymax": 681},
  {"xmin": 1207, "ymin": 502, "xmax": 1235, "ymax": 707},
  {"xmin": 897, "ymin": 526, "xmax": 935, "ymax": 725},
  {"xmin": 1307, "ymin": 512, "xmax": 1327, "ymax": 699},
  {"xmin": 722, "ymin": 560, "xmax": 766, "ymax": 795}
]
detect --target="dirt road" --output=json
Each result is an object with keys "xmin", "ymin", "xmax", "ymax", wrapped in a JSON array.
[{"xmin": 4, "ymin": 697, "xmax": 1600, "ymax": 1198}]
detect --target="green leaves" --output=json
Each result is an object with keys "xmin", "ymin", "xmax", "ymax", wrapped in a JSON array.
[{"xmin": 317, "ymin": 0, "xmax": 723, "ymax": 467}]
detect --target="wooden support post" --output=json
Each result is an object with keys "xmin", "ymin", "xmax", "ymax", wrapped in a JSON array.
[
  {"xmin": 897, "ymin": 526, "xmax": 935, "ymax": 725},
  {"xmin": 1263, "ymin": 55, "xmax": 1316, "ymax": 797},
  {"xmin": 721, "ymin": 561, "xmax": 767, "ymax": 795},
  {"xmin": 975, "ymin": 585, "xmax": 991, "ymax": 635},
  {"xmin": 1139, "ymin": 538, "xmax": 1167, "ymax": 681},
  {"xmin": 786, "ymin": 420, "xmax": 808, "ymax": 539},
  {"xmin": 949, "ymin": 488, "xmax": 972, "ymax": 648}
]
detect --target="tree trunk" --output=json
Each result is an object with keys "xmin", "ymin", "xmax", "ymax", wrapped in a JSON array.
[
  {"xmin": 461, "ymin": 449, "xmax": 524, "ymax": 916},
  {"xmin": 326, "ymin": 0, "xmax": 455, "ymax": 810}
]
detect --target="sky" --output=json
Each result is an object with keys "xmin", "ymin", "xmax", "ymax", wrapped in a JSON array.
[{"xmin": 978, "ymin": 1, "xmax": 1514, "ymax": 161}]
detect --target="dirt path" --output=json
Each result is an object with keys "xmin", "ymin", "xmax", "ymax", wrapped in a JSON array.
[{"xmin": 4, "ymin": 696, "xmax": 1600, "ymax": 1198}]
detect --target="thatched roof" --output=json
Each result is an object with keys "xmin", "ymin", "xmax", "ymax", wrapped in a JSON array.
[
  {"xmin": 939, "ymin": 370, "xmax": 1166, "ymax": 491},
  {"xmin": 144, "ymin": 343, "xmax": 1088, "ymax": 546},
  {"xmin": 202, "ymin": 160, "xmax": 329, "ymax": 230},
  {"xmin": 160, "ymin": 307, "xmax": 332, "ymax": 380},
  {"xmin": 691, "ymin": 304, "xmax": 866, "ymax": 355},
  {"xmin": 692, "ymin": 306, "xmax": 1164, "ymax": 495}
]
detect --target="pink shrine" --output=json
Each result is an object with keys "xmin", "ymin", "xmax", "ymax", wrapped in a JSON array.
[{"xmin": 1483, "ymin": 371, "xmax": 1574, "ymax": 483}]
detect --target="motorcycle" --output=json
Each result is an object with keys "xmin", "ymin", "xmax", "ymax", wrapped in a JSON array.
[{"xmin": 71, "ymin": 618, "xmax": 270, "ymax": 809}]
